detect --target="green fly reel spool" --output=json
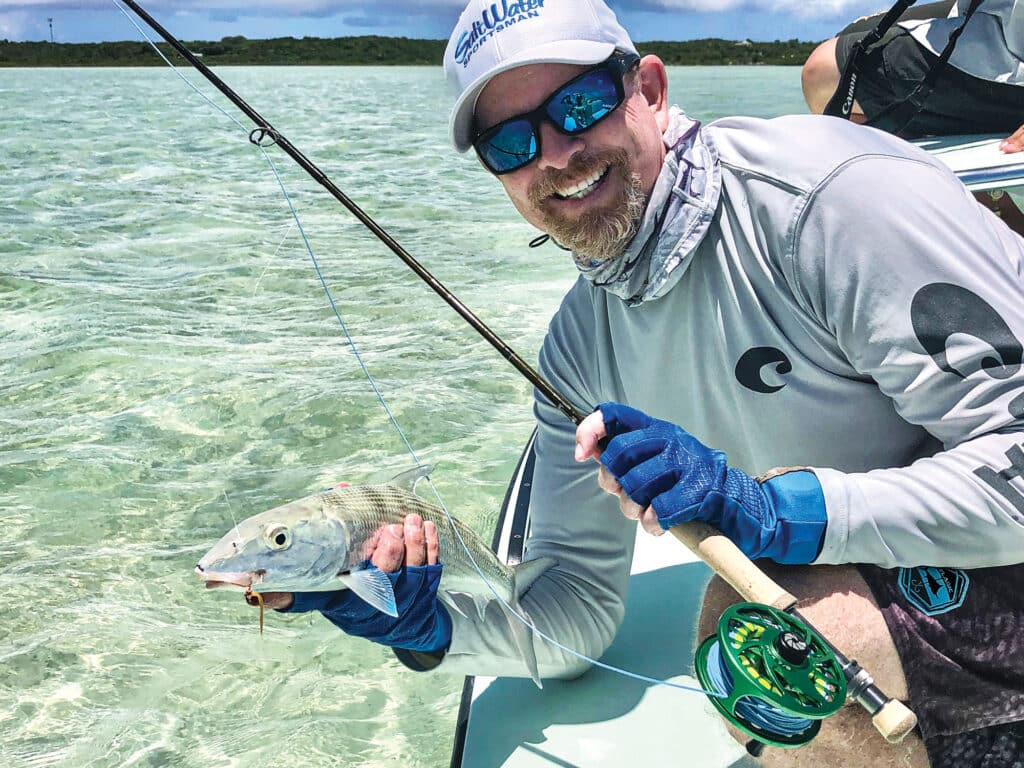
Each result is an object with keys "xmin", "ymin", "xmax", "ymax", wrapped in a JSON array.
[{"xmin": 694, "ymin": 602, "xmax": 847, "ymax": 748}]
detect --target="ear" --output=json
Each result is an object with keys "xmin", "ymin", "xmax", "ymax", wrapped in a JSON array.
[{"xmin": 637, "ymin": 55, "xmax": 670, "ymax": 133}]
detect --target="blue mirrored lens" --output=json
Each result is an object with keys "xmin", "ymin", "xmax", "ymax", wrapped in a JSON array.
[
  {"xmin": 474, "ymin": 56, "xmax": 632, "ymax": 174},
  {"xmin": 478, "ymin": 118, "xmax": 537, "ymax": 174},
  {"xmin": 548, "ymin": 69, "xmax": 618, "ymax": 133}
]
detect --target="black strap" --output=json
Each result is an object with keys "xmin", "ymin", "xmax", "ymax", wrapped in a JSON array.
[
  {"xmin": 867, "ymin": 0, "xmax": 984, "ymax": 134},
  {"xmin": 824, "ymin": 0, "xmax": 919, "ymax": 118},
  {"xmin": 528, "ymin": 233, "xmax": 572, "ymax": 251}
]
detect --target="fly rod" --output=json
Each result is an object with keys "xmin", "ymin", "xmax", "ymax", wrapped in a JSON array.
[
  {"xmin": 115, "ymin": 0, "xmax": 585, "ymax": 429},
  {"xmin": 118, "ymin": 0, "xmax": 916, "ymax": 746}
]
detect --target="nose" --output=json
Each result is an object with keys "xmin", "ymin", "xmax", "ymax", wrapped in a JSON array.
[
  {"xmin": 196, "ymin": 563, "xmax": 204, "ymax": 572},
  {"xmin": 536, "ymin": 121, "xmax": 584, "ymax": 171}
]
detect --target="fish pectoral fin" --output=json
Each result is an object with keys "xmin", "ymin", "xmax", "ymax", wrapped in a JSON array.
[{"xmin": 338, "ymin": 568, "xmax": 398, "ymax": 617}]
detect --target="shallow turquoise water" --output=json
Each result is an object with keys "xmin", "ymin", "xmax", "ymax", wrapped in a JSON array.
[{"xmin": 0, "ymin": 64, "xmax": 806, "ymax": 767}]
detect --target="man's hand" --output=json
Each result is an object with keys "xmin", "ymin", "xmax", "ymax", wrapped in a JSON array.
[
  {"xmin": 576, "ymin": 408, "xmax": 665, "ymax": 537},
  {"xmin": 250, "ymin": 513, "xmax": 451, "ymax": 653},
  {"xmin": 1001, "ymin": 126, "xmax": 1024, "ymax": 154},
  {"xmin": 576, "ymin": 402, "xmax": 829, "ymax": 565},
  {"xmin": 249, "ymin": 514, "xmax": 441, "ymax": 612},
  {"xmin": 247, "ymin": 591, "xmax": 294, "ymax": 610}
]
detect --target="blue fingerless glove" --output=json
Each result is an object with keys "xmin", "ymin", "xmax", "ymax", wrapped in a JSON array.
[
  {"xmin": 282, "ymin": 564, "xmax": 452, "ymax": 654},
  {"xmin": 598, "ymin": 402, "xmax": 828, "ymax": 565}
]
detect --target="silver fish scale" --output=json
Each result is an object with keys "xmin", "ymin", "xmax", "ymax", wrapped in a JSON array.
[{"xmin": 318, "ymin": 484, "xmax": 514, "ymax": 598}]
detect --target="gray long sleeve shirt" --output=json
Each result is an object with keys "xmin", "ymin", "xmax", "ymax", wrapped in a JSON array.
[
  {"xmin": 435, "ymin": 113, "xmax": 1024, "ymax": 680},
  {"xmin": 900, "ymin": 0, "xmax": 1024, "ymax": 84}
]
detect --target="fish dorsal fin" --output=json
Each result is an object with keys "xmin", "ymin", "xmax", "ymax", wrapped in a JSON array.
[
  {"xmin": 387, "ymin": 465, "xmax": 432, "ymax": 493},
  {"xmin": 338, "ymin": 566, "xmax": 398, "ymax": 617}
]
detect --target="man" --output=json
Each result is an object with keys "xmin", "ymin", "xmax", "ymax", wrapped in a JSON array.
[
  {"xmin": 802, "ymin": 1, "xmax": 1024, "ymax": 144},
  {"xmin": 802, "ymin": 0, "xmax": 1024, "ymax": 231},
  {"xmin": 263, "ymin": 0, "xmax": 1024, "ymax": 765}
]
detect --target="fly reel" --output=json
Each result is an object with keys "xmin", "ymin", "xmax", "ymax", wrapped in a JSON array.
[{"xmin": 695, "ymin": 602, "xmax": 847, "ymax": 750}]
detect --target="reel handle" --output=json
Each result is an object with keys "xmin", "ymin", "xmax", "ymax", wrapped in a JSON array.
[{"xmin": 668, "ymin": 521, "xmax": 918, "ymax": 744}]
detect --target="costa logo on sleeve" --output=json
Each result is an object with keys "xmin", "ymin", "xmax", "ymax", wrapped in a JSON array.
[{"xmin": 911, "ymin": 283, "xmax": 1022, "ymax": 380}]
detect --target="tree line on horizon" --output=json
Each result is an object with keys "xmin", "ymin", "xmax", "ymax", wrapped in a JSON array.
[{"xmin": 0, "ymin": 35, "xmax": 817, "ymax": 67}]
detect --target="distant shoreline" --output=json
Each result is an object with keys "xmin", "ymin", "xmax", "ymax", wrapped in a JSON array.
[{"xmin": 0, "ymin": 36, "xmax": 818, "ymax": 67}]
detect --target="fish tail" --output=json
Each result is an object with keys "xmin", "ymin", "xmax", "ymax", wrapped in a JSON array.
[
  {"xmin": 507, "ymin": 599, "xmax": 543, "ymax": 689},
  {"xmin": 508, "ymin": 556, "xmax": 557, "ymax": 689}
]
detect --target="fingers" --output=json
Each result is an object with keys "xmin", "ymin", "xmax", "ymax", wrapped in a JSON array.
[
  {"xmin": 601, "ymin": 464, "xmax": 660, "ymax": 531},
  {"xmin": 596, "ymin": 437, "xmax": 660, "ymax": 529},
  {"xmin": 619, "ymin": 493, "xmax": 644, "ymax": 521},
  {"xmin": 597, "ymin": 402, "xmax": 654, "ymax": 437},
  {"xmin": 371, "ymin": 522, "xmax": 406, "ymax": 572},
  {"xmin": 1001, "ymin": 125, "xmax": 1024, "ymax": 153},
  {"xmin": 252, "ymin": 592, "xmax": 294, "ymax": 610},
  {"xmin": 575, "ymin": 410, "xmax": 607, "ymax": 462},
  {"xmin": 424, "ymin": 520, "xmax": 440, "ymax": 566},
  {"xmin": 598, "ymin": 464, "xmax": 622, "ymax": 495},
  {"xmin": 638, "ymin": 506, "xmax": 665, "ymax": 537},
  {"xmin": 366, "ymin": 514, "xmax": 439, "ymax": 572},
  {"xmin": 615, "ymin": 485, "xmax": 663, "ymax": 536},
  {"xmin": 604, "ymin": 480, "xmax": 664, "ymax": 535},
  {"xmin": 360, "ymin": 527, "xmax": 382, "ymax": 562},
  {"xmin": 403, "ymin": 514, "xmax": 426, "ymax": 567}
]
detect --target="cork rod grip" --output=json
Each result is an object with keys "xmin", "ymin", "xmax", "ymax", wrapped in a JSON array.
[{"xmin": 668, "ymin": 521, "xmax": 797, "ymax": 610}]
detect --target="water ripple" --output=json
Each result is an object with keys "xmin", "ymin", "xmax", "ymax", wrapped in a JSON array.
[{"xmin": 0, "ymin": 64, "xmax": 806, "ymax": 766}]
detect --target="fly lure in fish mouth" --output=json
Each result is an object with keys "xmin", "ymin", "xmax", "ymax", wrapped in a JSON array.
[
  {"xmin": 114, "ymin": 0, "xmax": 715, "ymax": 697},
  {"xmin": 244, "ymin": 588, "xmax": 265, "ymax": 635}
]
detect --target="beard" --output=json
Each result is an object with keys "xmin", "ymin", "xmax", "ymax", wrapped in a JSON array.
[{"xmin": 529, "ymin": 149, "xmax": 646, "ymax": 263}]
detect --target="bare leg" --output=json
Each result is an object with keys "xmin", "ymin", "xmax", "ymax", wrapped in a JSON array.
[
  {"xmin": 697, "ymin": 563, "xmax": 929, "ymax": 768},
  {"xmin": 801, "ymin": 38, "xmax": 866, "ymax": 123}
]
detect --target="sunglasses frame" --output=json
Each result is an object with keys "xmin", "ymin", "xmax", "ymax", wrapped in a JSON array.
[{"xmin": 472, "ymin": 52, "xmax": 641, "ymax": 176}]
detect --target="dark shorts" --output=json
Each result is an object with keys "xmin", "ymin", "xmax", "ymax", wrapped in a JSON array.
[
  {"xmin": 857, "ymin": 563, "xmax": 1024, "ymax": 767},
  {"xmin": 834, "ymin": 25, "xmax": 1024, "ymax": 137}
]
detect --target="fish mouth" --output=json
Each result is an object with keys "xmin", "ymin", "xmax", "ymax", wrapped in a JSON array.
[{"xmin": 195, "ymin": 566, "xmax": 263, "ymax": 591}]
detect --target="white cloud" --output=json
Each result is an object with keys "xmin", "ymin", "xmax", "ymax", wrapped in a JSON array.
[
  {"xmin": 2, "ymin": 1, "xmax": 405, "ymax": 10},
  {"xmin": 0, "ymin": 11, "xmax": 34, "ymax": 38},
  {"xmin": 1, "ymin": 0, "xmax": 463, "ymax": 23},
  {"xmin": 637, "ymin": 0, "xmax": 876, "ymax": 18},
  {"xmin": 2, "ymin": 0, "xmax": 880, "ymax": 22}
]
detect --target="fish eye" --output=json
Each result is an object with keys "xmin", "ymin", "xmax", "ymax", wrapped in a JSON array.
[{"xmin": 264, "ymin": 524, "xmax": 291, "ymax": 551}]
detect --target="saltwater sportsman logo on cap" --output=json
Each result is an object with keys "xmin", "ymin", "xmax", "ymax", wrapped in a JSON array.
[
  {"xmin": 445, "ymin": 0, "xmax": 635, "ymax": 151},
  {"xmin": 453, "ymin": 0, "xmax": 547, "ymax": 68}
]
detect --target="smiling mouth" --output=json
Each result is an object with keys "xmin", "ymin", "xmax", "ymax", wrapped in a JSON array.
[{"xmin": 552, "ymin": 165, "xmax": 609, "ymax": 201}]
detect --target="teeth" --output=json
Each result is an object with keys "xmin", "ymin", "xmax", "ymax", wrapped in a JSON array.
[{"xmin": 555, "ymin": 167, "xmax": 607, "ymax": 200}]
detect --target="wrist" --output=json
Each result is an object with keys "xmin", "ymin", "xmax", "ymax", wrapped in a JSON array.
[
  {"xmin": 760, "ymin": 470, "xmax": 828, "ymax": 564},
  {"xmin": 393, "ymin": 646, "xmax": 447, "ymax": 671},
  {"xmin": 394, "ymin": 602, "xmax": 452, "ymax": 654},
  {"xmin": 281, "ymin": 591, "xmax": 339, "ymax": 614}
]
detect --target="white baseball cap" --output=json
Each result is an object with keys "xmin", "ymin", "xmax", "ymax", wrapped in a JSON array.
[{"xmin": 444, "ymin": 0, "xmax": 637, "ymax": 152}]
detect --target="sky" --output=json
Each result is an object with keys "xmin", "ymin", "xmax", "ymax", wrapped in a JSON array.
[{"xmin": 1, "ymin": 0, "xmax": 888, "ymax": 44}]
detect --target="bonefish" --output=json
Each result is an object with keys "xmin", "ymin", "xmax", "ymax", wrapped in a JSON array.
[{"xmin": 196, "ymin": 466, "xmax": 554, "ymax": 686}]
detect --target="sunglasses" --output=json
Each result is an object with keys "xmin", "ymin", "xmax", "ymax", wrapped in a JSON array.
[{"xmin": 473, "ymin": 52, "xmax": 641, "ymax": 175}]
